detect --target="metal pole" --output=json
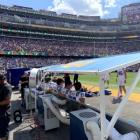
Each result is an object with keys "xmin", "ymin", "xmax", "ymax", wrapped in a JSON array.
[
  {"xmin": 99, "ymin": 74, "xmax": 106, "ymax": 140},
  {"xmin": 35, "ymin": 90, "xmax": 37, "ymax": 113},
  {"xmin": 105, "ymin": 68, "xmax": 140, "ymax": 139}
]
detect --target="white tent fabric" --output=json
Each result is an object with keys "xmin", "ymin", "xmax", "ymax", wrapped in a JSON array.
[{"xmin": 41, "ymin": 52, "xmax": 140, "ymax": 74}]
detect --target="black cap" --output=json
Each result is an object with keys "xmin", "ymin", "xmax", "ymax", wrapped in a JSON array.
[{"xmin": 0, "ymin": 74, "xmax": 5, "ymax": 80}]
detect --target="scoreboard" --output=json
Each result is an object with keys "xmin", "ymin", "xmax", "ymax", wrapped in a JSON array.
[{"xmin": 121, "ymin": 3, "xmax": 140, "ymax": 24}]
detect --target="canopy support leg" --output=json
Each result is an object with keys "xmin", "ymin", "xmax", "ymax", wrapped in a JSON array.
[
  {"xmin": 35, "ymin": 90, "xmax": 37, "ymax": 113},
  {"xmin": 105, "ymin": 68, "xmax": 140, "ymax": 139},
  {"xmin": 99, "ymin": 75, "xmax": 106, "ymax": 140}
]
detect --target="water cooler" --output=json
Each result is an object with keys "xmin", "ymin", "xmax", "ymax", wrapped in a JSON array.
[
  {"xmin": 38, "ymin": 94, "xmax": 60, "ymax": 131},
  {"xmin": 70, "ymin": 108, "xmax": 100, "ymax": 140},
  {"xmin": 24, "ymin": 88, "xmax": 35, "ymax": 110}
]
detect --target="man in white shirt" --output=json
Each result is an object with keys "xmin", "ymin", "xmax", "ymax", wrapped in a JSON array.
[{"xmin": 116, "ymin": 68, "xmax": 127, "ymax": 97}]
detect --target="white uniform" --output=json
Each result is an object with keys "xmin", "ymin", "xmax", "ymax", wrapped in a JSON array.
[
  {"xmin": 68, "ymin": 91, "xmax": 77, "ymax": 100},
  {"xmin": 44, "ymin": 81, "xmax": 58, "ymax": 92},
  {"xmin": 117, "ymin": 69, "xmax": 126, "ymax": 86},
  {"xmin": 48, "ymin": 81, "xmax": 57, "ymax": 90},
  {"xmin": 101, "ymin": 73, "xmax": 110, "ymax": 81},
  {"xmin": 76, "ymin": 91, "xmax": 85, "ymax": 102}
]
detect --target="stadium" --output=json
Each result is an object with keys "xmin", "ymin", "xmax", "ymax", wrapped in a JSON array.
[
  {"xmin": 0, "ymin": 3, "xmax": 140, "ymax": 70},
  {"xmin": 0, "ymin": 2, "xmax": 140, "ymax": 140}
]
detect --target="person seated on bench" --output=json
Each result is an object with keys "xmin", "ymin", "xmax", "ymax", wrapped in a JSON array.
[
  {"xmin": 44, "ymin": 77, "xmax": 58, "ymax": 93},
  {"xmin": 74, "ymin": 82, "xmax": 85, "ymax": 104},
  {"xmin": 64, "ymin": 80, "xmax": 73, "ymax": 98},
  {"xmin": 65, "ymin": 81, "xmax": 80, "ymax": 112},
  {"xmin": 56, "ymin": 78, "xmax": 65, "ymax": 98}
]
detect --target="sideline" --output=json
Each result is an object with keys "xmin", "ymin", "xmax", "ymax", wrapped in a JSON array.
[{"xmin": 84, "ymin": 84, "xmax": 140, "ymax": 103}]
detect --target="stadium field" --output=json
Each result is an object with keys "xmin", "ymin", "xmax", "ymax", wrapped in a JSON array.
[{"xmin": 74, "ymin": 72, "xmax": 140, "ymax": 93}]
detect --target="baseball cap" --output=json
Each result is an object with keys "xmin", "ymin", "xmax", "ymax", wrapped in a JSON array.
[{"xmin": 0, "ymin": 74, "xmax": 5, "ymax": 80}]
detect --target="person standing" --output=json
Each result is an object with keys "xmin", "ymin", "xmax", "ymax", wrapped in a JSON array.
[
  {"xmin": 116, "ymin": 68, "xmax": 127, "ymax": 97},
  {"xmin": 63, "ymin": 73, "xmax": 71, "ymax": 87},
  {"xmin": 0, "ymin": 74, "xmax": 12, "ymax": 140},
  {"xmin": 73, "ymin": 74, "xmax": 79, "ymax": 84},
  {"xmin": 101, "ymin": 72, "xmax": 110, "ymax": 88},
  {"xmin": 20, "ymin": 73, "xmax": 29, "ymax": 106}
]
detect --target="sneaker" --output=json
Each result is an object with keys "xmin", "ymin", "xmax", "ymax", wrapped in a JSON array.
[{"xmin": 112, "ymin": 97, "xmax": 122, "ymax": 104}]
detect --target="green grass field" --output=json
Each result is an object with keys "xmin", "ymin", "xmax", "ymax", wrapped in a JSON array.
[{"xmin": 70, "ymin": 72, "xmax": 140, "ymax": 92}]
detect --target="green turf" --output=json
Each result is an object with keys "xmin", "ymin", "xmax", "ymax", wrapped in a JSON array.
[{"xmin": 70, "ymin": 72, "xmax": 140, "ymax": 92}]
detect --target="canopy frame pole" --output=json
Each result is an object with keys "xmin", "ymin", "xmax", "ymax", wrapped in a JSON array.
[
  {"xmin": 99, "ymin": 74, "xmax": 106, "ymax": 140},
  {"xmin": 35, "ymin": 90, "xmax": 37, "ymax": 113},
  {"xmin": 105, "ymin": 68, "xmax": 140, "ymax": 139}
]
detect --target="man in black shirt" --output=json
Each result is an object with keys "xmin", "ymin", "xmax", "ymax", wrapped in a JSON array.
[
  {"xmin": 20, "ymin": 73, "xmax": 29, "ymax": 106},
  {"xmin": 0, "ymin": 74, "xmax": 12, "ymax": 140}
]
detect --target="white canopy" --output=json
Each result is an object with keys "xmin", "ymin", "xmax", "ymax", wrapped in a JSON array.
[{"xmin": 41, "ymin": 52, "xmax": 140, "ymax": 74}]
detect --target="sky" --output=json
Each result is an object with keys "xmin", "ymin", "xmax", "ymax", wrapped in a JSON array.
[{"xmin": 0, "ymin": 0, "xmax": 140, "ymax": 19}]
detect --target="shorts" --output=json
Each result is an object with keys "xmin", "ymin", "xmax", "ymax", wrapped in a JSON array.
[
  {"xmin": 101, "ymin": 74, "xmax": 109, "ymax": 81},
  {"xmin": 118, "ymin": 79, "xmax": 125, "ymax": 86},
  {"xmin": 104, "ymin": 77, "xmax": 109, "ymax": 81},
  {"xmin": 0, "ymin": 115, "xmax": 10, "ymax": 138}
]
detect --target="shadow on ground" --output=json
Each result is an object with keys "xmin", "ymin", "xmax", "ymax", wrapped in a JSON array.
[{"xmin": 12, "ymin": 123, "xmax": 70, "ymax": 140}]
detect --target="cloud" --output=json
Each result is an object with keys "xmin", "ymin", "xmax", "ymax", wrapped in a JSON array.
[
  {"xmin": 48, "ymin": 0, "xmax": 109, "ymax": 17},
  {"xmin": 105, "ymin": 0, "xmax": 117, "ymax": 8},
  {"xmin": 48, "ymin": 0, "xmax": 76, "ymax": 14}
]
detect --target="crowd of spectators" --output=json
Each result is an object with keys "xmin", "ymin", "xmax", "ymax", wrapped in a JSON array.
[
  {"xmin": 0, "ymin": 57, "xmax": 76, "ymax": 70},
  {"xmin": 0, "ymin": 56, "xmax": 139, "ymax": 73},
  {"xmin": 0, "ymin": 35, "xmax": 140, "ymax": 71},
  {"xmin": 1, "ymin": 36, "xmax": 140, "ymax": 57}
]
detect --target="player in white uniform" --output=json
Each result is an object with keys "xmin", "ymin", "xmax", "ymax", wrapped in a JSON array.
[
  {"xmin": 101, "ymin": 72, "xmax": 110, "ymax": 88},
  {"xmin": 116, "ymin": 68, "xmax": 127, "ymax": 97},
  {"xmin": 74, "ymin": 82, "xmax": 85, "ymax": 104}
]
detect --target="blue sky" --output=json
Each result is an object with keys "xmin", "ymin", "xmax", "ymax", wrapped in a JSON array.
[{"xmin": 0, "ymin": 0, "xmax": 140, "ymax": 19}]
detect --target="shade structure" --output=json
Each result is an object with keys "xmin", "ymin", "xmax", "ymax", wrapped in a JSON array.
[
  {"xmin": 42, "ymin": 52, "xmax": 140, "ymax": 74},
  {"xmin": 38, "ymin": 52, "xmax": 140, "ymax": 140}
]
